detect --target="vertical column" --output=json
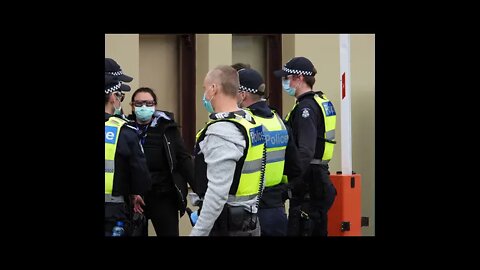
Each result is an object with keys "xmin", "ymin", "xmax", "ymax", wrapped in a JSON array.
[
  {"xmin": 281, "ymin": 34, "xmax": 296, "ymax": 118},
  {"xmin": 105, "ymin": 34, "xmax": 139, "ymax": 116},
  {"xmin": 340, "ymin": 34, "xmax": 352, "ymax": 174}
]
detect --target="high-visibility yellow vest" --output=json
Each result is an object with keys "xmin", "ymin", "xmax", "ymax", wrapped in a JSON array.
[
  {"xmin": 285, "ymin": 92, "xmax": 336, "ymax": 162},
  {"xmin": 105, "ymin": 117, "xmax": 127, "ymax": 194},
  {"xmin": 195, "ymin": 112, "xmax": 266, "ymax": 197},
  {"xmin": 245, "ymin": 108, "xmax": 287, "ymax": 188}
]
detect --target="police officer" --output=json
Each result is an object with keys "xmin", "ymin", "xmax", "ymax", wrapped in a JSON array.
[
  {"xmin": 274, "ymin": 56, "xmax": 337, "ymax": 236},
  {"xmin": 105, "ymin": 58, "xmax": 134, "ymax": 118},
  {"xmin": 105, "ymin": 74, "xmax": 151, "ymax": 236},
  {"xmin": 190, "ymin": 65, "xmax": 266, "ymax": 236},
  {"xmin": 233, "ymin": 65, "xmax": 303, "ymax": 236}
]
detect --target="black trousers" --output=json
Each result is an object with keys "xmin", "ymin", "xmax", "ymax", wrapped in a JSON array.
[
  {"xmin": 258, "ymin": 206, "xmax": 288, "ymax": 236},
  {"xmin": 144, "ymin": 189, "xmax": 179, "ymax": 236},
  {"xmin": 288, "ymin": 164, "xmax": 337, "ymax": 236}
]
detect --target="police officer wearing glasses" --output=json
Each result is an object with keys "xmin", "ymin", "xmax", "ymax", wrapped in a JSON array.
[
  {"xmin": 274, "ymin": 56, "xmax": 337, "ymax": 236},
  {"xmin": 105, "ymin": 71, "xmax": 151, "ymax": 236}
]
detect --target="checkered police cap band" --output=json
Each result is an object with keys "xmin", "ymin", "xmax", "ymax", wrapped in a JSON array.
[
  {"xmin": 239, "ymin": 84, "xmax": 258, "ymax": 94},
  {"xmin": 106, "ymin": 70, "xmax": 126, "ymax": 76},
  {"xmin": 282, "ymin": 66, "xmax": 313, "ymax": 76},
  {"xmin": 105, "ymin": 81, "xmax": 123, "ymax": 94},
  {"xmin": 237, "ymin": 68, "xmax": 264, "ymax": 94}
]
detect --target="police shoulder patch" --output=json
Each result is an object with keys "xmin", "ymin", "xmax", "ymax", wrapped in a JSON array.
[{"xmin": 301, "ymin": 108, "xmax": 310, "ymax": 118}]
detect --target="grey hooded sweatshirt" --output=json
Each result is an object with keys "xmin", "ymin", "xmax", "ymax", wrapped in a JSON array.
[{"xmin": 190, "ymin": 120, "xmax": 259, "ymax": 236}]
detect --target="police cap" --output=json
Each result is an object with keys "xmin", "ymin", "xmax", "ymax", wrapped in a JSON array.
[
  {"xmin": 274, "ymin": 56, "xmax": 317, "ymax": 78},
  {"xmin": 105, "ymin": 58, "xmax": 133, "ymax": 82},
  {"xmin": 105, "ymin": 74, "xmax": 130, "ymax": 94},
  {"xmin": 238, "ymin": 68, "xmax": 265, "ymax": 95}
]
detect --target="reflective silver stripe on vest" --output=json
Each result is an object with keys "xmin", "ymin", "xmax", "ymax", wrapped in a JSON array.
[
  {"xmin": 266, "ymin": 149, "xmax": 286, "ymax": 163},
  {"xmin": 105, "ymin": 194, "xmax": 125, "ymax": 203},
  {"xmin": 227, "ymin": 194, "xmax": 257, "ymax": 202},
  {"xmin": 310, "ymin": 159, "xmax": 330, "ymax": 165},
  {"xmin": 105, "ymin": 160, "xmax": 115, "ymax": 173},
  {"xmin": 326, "ymin": 130, "xmax": 335, "ymax": 140},
  {"xmin": 241, "ymin": 158, "xmax": 263, "ymax": 174}
]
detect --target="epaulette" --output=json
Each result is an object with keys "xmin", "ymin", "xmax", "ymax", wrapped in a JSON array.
[
  {"xmin": 235, "ymin": 110, "xmax": 256, "ymax": 124},
  {"xmin": 210, "ymin": 111, "xmax": 236, "ymax": 120},
  {"xmin": 209, "ymin": 110, "xmax": 256, "ymax": 124},
  {"xmin": 314, "ymin": 90, "xmax": 325, "ymax": 97},
  {"xmin": 239, "ymin": 110, "xmax": 254, "ymax": 122}
]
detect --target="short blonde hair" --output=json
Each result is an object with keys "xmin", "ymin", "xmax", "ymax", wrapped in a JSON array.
[{"xmin": 207, "ymin": 65, "xmax": 240, "ymax": 97}]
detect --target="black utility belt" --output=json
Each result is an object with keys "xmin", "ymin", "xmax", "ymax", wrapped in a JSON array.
[
  {"xmin": 310, "ymin": 159, "xmax": 329, "ymax": 165},
  {"xmin": 105, "ymin": 194, "xmax": 125, "ymax": 203},
  {"xmin": 215, "ymin": 205, "xmax": 257, "ymax": 232}
]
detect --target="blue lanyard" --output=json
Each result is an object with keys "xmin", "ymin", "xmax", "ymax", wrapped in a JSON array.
[{"xmin": 137, "ymin": 124, "xmax": 149, "ymax": 145}]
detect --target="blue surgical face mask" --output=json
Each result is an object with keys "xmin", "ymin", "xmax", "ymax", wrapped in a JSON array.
[
  {"xmin": 135, "ymin": 105, "xmax": 155, "ymax": 122},
  {"xmin": 113, "ymin": 95, "xmax": 123, "ymax": 115},
  {"xmin": 114, "ymin": 107, "xmax": 122, "ymax": 115},
  {"xmin": 282, "ymin": 79, "xmax": 296, "ymax": 96},
  {"xmin": 202, "ymin": 92, "xmax": 214, "ymax": 113}
]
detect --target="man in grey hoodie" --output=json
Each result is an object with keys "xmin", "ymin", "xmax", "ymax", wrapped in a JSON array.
[{"xmin": 190, "ymin": 65, "xmax": 266, "ymax": 236}]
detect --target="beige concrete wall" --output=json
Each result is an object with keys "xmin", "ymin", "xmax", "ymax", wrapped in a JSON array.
[
  {"xmin": 139, "ymin": 34, "xmax": 179, "ymax": 118},
  {"xmin": 281, "ymin": 34, "xmax": 296, "ymax": 115},
  {"xmin": 232, "ymin": 35, "xmax": 266, "ymax": 79},
  {"xmin": 195, "ymin": 34, "xmax": 233, "ymax": 133},
  {"xmin": 105, "ymin": 34, "xmax": 139, "ymax": 116},
  {"xmin": 283, "ymin": 34, "xmax": 375, "ymax": 236},
  {"xmin": 351, "ymin": 34, "xmax": 375, "ymax": 236},
  {"xmin": 195, "ymin": 34, "xmax": 210, "ymax": 134}
]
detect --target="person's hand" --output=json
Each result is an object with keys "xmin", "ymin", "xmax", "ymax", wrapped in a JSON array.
[
  {"xmin": 186, "ymin": 207, "xmax": 198, "ymax": 226},
  {"xmin": 190, "ymin": 210, "xmax": 198, "ymax": 225},
  {"xmin": 131, "ymin": 195, "xmax": 145, "ymax": 214}
]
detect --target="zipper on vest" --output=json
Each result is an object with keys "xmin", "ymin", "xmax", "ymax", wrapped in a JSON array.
[
  {"xmin": 164, "ymin": 134, "xmax": 186, "ymax": 208},
  {"xmin": 163, "ymin": 134, "xmax": 174, "ymax": 173}
]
